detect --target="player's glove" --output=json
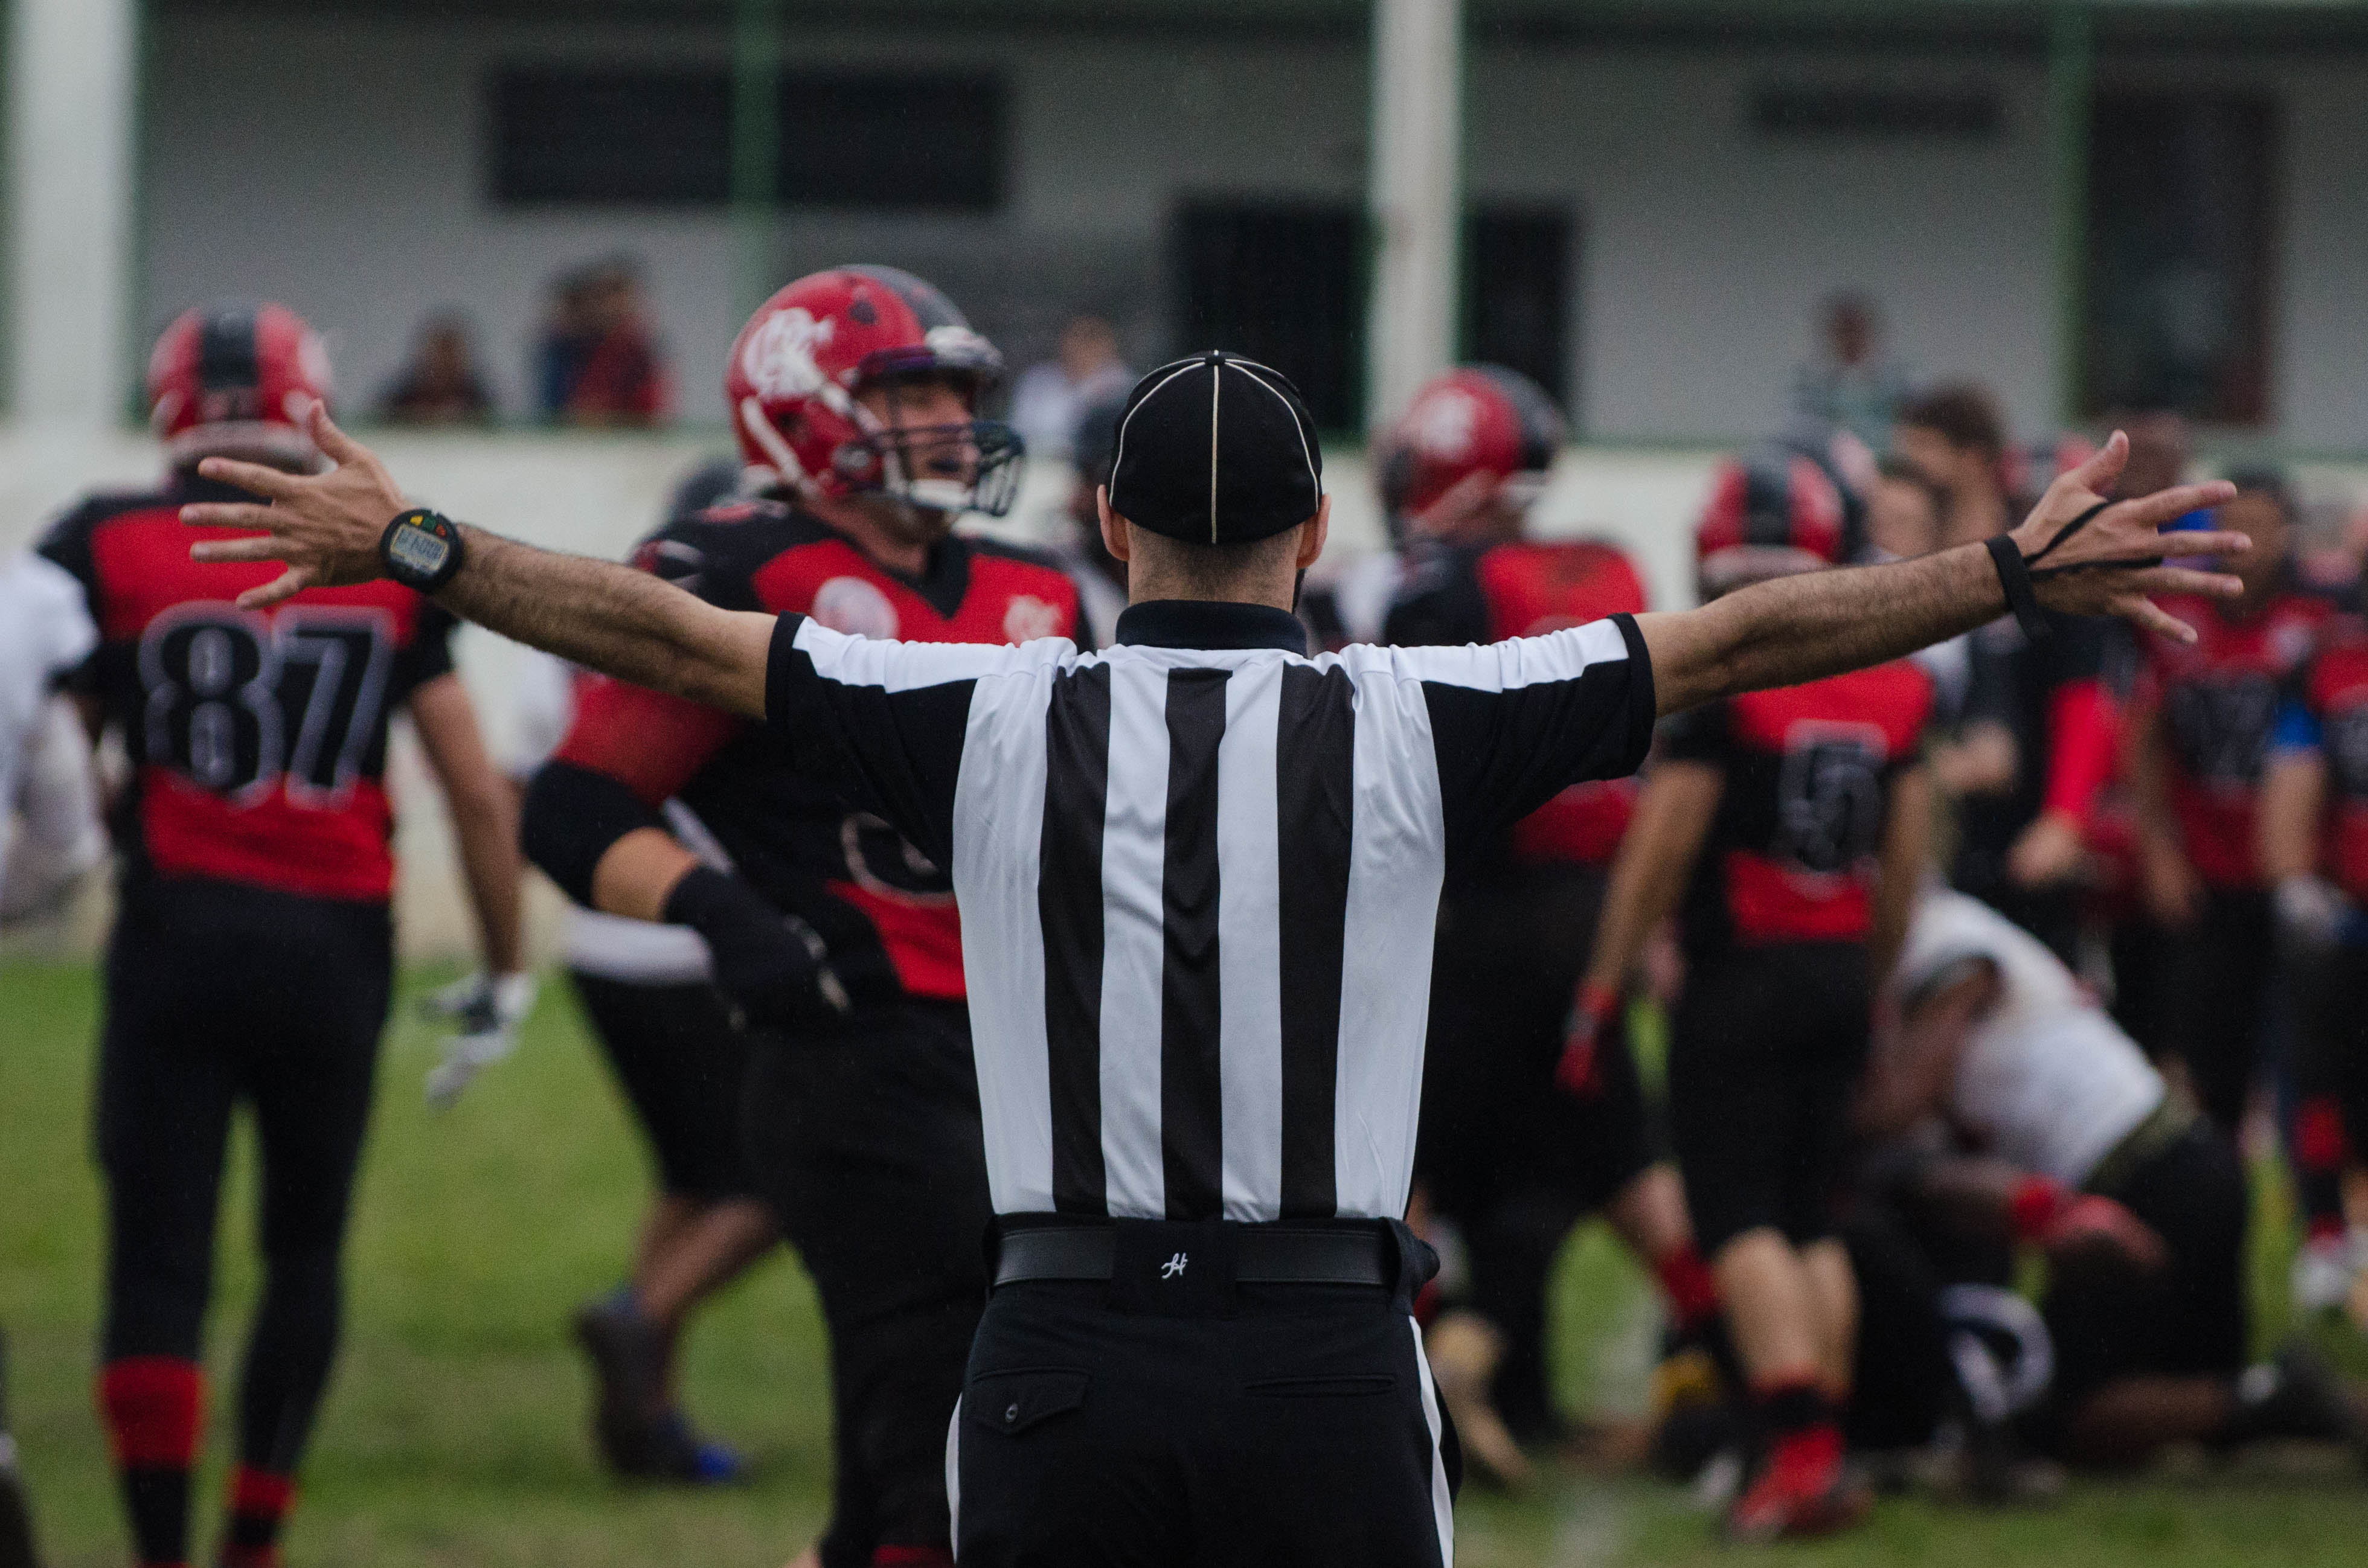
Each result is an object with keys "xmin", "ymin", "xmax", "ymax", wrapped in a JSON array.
[
  {"xmin": 663, "ymin": 865, "xmax": 853, "ymax": 1035},
  {"xmin": 1555, "ymin": 981, "xmax": 1620, "ymax": 1098},
  {"xmin": 2007, "ymin": 1175, "xmax": 2166, "ymax": 1272},
  {"xmin": 2275, "ymin": 874, "xmax": 2351, "ymax": 950},
  {"xmin": 421, "ymin": 970, "xmax": 539, "ymax": 1109}
]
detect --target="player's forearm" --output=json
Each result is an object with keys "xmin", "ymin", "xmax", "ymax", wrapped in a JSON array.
[
  {"xmin": 1867, "ymin": 766, "xmax": 1932, "ymax": 990},
  {"xmin": 452, "ymin": 787, "xmax": 525, "ymax": 974},
  {"xmin": 589, "ymin": 827, "xmax": 704, "ymax": 924},
  {"xmin": 1582, "ymin": 766, "xmax": 1718, "ymax": 996},
  {"xmin": 2260, "ymin": 756, "xmax": 2327, "ymax": 883},
  {"xmin": 1641, "ymin": 544, "xmax": 2001, "ymax": 715},
  {"xmin": 439, "ymin": 529, "xmax": 770, "ymax": 718}
]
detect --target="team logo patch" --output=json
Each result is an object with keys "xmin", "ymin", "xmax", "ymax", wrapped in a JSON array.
[
  {"xmin": 812, "ymin": 575, "xmax": 899, "ymax": 640},
  {"xmin": 1003, "ymin": 594, "xmax": 1063, "ymax": 644},
  {"xmin": 1408, "ymin": 386, "xmax": 1480, "ymax": 458},
  {"xmin": 740, "ymin": 307, "xmax": 835, "ymax": 401}
]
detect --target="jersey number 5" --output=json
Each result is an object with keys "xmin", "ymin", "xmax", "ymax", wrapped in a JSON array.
[{"xmin": 140, "ymin": 604, "xmax": 396, "ymax": 804}]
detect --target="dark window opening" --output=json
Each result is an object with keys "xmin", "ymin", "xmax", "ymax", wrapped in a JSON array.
[
  {"xmin": 1463, "ymin": 206, "xmax": 1573, "ymax": 409},
  {"xmin": 489, "ymin": 66, "xmax": 1004, "ymax": 211},
  {"xmin": 1752, "ymin": 87, "xmax": 2001, "ymax": 141},
  {"xmin": 2082, "ymin": 92, "xmax": 2276, "ymax": 425},
  {"xmin": 1173, "ymin": 202, "xmax": 1365, "ymax": 433}
]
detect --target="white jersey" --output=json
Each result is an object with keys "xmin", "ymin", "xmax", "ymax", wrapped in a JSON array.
[
  {"xmin": 1895, "ymin": 888, "xmax": 2163, "ymax": 1185},
  {"xmin": 0, "ymin": 552, "xmax": 102, "ymax": 917},
  {"xmin": 509, "ymin": 647, "xmax": 712, "ymax": 985}
]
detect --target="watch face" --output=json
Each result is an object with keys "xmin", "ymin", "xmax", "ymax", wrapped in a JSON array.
[{"xmin": 388, "ymin": 520, "xmax": 451, "ymax": 578}]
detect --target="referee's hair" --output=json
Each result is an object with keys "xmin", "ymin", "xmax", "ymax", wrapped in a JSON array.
[{"xmin": 1123, "ymin": 519, "xmax": 1308, "ymax": 598}]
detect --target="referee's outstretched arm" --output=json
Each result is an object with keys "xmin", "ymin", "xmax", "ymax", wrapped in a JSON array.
[{"xmin": 184, "ymin": 408, "xmax": 2243, "ymax": 726}]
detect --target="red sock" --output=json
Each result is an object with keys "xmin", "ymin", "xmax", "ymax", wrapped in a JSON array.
[
  {"xmin": 1752, "ymin": 1377, "xmax": 1841, "ymax": 1493},
  {"xmin": 98, "ymin": 1357, "xmax": 205, "ymax": 1568},
  {"xmin": 220, "ymin": 1465, "xmax": 295, "ymax": 1567},
  {"xmin": 872, "ymin": 1549, "xmax": 955, "ymax": 1567},
  {"xmin": 1654, "ymin": 1245, "xmax": 1721, "ymax": 1335}
]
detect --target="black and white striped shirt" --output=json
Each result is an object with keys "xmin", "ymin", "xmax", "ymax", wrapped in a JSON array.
[{"xmin": 766, "ymin": 597, "xmax": 1656, "ymax": 1223}]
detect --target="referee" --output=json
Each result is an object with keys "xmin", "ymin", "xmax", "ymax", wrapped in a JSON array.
[{"xmin": 187, "ymin": 355, "xmax": 2245, "ymax": 1564}]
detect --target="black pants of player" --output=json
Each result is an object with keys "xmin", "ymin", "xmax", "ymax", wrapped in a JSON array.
[
  {"xmin": 569, "ymin": 973, "xmax": 756, "ymax": 1202},
  {"xmin": 2039, "ymin": 1117, "xmax": 2248, "ymax": 1434},
  {"xmin": 97, "ymin": 878, "xmax": 390, "ymax": 1473},
  {"xmin": 1669, "ymin": 942, "xmax": 1872, "ymax": 1254},
  {"xmin": 741, "ymin": 999, "xmax": 990, "ymax": 1568},
  {"xmin": 1419, "ymin": 864, "xmax": 1656, "ymax": 1442},
  {"xmin": 2285, "ymin": 941, "xmax": 2368, "ymax": 1232},
  {"xmin": 2159, "ymin": 888, "xmax": 2277, "ymax": 1136},
  {"xmin": 953, "ymin": 1238, "xmax": 1455, "ymax": 1566}
]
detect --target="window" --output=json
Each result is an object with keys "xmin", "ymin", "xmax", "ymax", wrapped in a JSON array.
[
  {"xmin": 1463, "ymin": 206, "xmax": 1573, "ymax": 408},
  {"xmin": 1751, "ymin": 87, "xmax": 2001, "ymax": 141},
  {"xmin": 489, "ymin": 66, "xmax": 1004, "ymax": 211},
  {"xmin": 2082, "ymin": 93, "xmax": 2277, "ymax": 425},
  {"xmin": 1173, "ymin": 202, "xmax": 1365, "ymax": 432}
]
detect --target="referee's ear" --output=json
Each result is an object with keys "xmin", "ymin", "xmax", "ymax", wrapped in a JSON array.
[
  {"xmin": 1294, "ymin": 495, "xmax": 1332, "ymax": 571},
  {"xmin": 1096, "ymin": 485, "xmax": 1134, "ymax": 565}
]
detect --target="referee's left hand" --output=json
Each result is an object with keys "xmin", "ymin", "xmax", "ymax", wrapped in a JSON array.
[
  {"xmin": 2006, "ymin": 430, "xmax": 2248, "ymax": 644},
  {"xmin": 182, "ymin": 404, "xmax": 408, "ymax": 609}
]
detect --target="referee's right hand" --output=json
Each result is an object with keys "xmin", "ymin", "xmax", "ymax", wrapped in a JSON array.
[{"xmin": 663, "ymin": 866, "xmax": 853, "ymax": 1035}]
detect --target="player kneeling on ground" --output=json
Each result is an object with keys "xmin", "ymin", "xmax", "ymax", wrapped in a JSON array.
[{"xmin": 1861, "ymin": 887, "xmax": 2368, "ymax": 1470}]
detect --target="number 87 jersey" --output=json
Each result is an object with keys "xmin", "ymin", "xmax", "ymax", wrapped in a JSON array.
[{"xmin": 38, "ymin": 480, "xmax": 457, "ymax": 903}]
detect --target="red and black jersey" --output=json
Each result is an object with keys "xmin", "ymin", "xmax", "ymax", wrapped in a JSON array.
[
  {"xmin": 1659, "ymin": 661, "xmax": 1933, "ymax": 953},
  {"xmin": 2142, "ymin": 586, "xmax": 2333, "ymax": 890},
  {"xmin": 2295, "ymin": 614, "xmax": 2368, "ymax": 901},
  {"xmin": 1952, "ymin": 608, "xmax": 2128, "ymax": 902},
  {"xmin": 1384, "ymin": 537, "xmax": 1648, "ymax": 871},
  {"xmin": 36, "ymin": 479, "xmax": 455, "ymax": 903},
  {"xmin": 551, "ymin": 499, "xmax": 1080, "ymax": 1003}
]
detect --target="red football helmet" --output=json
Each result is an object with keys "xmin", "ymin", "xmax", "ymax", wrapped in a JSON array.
[
  {"xmin": 1695, "ymin": 444, "xmax": 1849, "ymax": 598},
  {"xmin": 1376, "ymin": 365, "xmax": 1567, "ymax": 533},
  {"xmin": 725, "ymin": 264, "xmax": 1022, "ymax": 517},
  {"xmin": 148, "ymin": 301, "xmax": 332, "ymax": 469}
]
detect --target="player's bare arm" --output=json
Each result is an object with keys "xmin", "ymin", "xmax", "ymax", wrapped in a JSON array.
[
  {"xmin": 1867, "ymin": 764, "xmax": 1932, "ymax": 992},
  {"xmin": 408, "ymin": 673, "xmax": 525, "ymax": 975},
  {"xmin": 1579, "ymin": 759, "xmax": 1722, "ymax": 1000},
  {"xmin": 1638, "ymin": 430, "xmax": 2247, "ymax": 717},
  {"xmin": 181, "ymin": 405, "xmax": 775, "ymax": 719}
]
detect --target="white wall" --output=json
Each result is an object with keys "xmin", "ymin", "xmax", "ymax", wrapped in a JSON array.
[{"xmin": 124, "ymin": 11, "xmax": 2368, "ymax": 451}]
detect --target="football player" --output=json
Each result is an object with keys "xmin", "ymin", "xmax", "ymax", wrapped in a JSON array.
[
  {"xmin": 1370, "ymin": 368, "xmax": 1718, "ymax": 1485},
  {"xmin": 37, "ymin": 302, "xmax": 526, "ymax": 1568},
  {"xmin": 521, "ymin": 266, "xmax": 1079, "ymax": 1568},
  {"xmin": 1579, "ymin": 449, "xmax": 1934, "ymax": 1538}
]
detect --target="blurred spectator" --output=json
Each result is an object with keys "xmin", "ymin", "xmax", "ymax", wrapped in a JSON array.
[
  {"xmin": 1895, "ymin": 383, "xmax": 2012, "ymax": 547},
  {"xmin": 538, "ymin": 258, "xmax": 671, "ymax": 427},
  {"xmin": 1009, "ymin": 315, "xmax": 1132, "ymax": 459},
  {"xmin": 1791, "ymin": 292, "xmax": 1908, "ymax": 452},
  {"xmin": 379, "ymin": 313, "xmax": 496, "ymax": 426},
  {"xmin": 1866, "ymin": 455, "xmax": 1945, "ymax": 562}
]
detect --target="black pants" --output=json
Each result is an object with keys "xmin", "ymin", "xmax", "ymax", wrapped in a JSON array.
[
  {"xmin": 954, "ymin": 1266, "xmax": 1454, "ymax": 1566},
  {"xmin": 2042, "ymin": 1120, "xmax": 2248, "ymax": 1421},
  {"xmin": 1417, "ymin": 864, "xmax": 1657, "ymax": 1441},
  {"xmin": 2159, "ymin": 888, "xmax": 2277, "ymax": 1136},
  {"xmin": 97, "ymin": 879, "xmax": 390, "ymax": 1473},
  {"xmin": 1669, "ymin": 942, "xmax": 1872, "ymax": 1253},
  {"xmin": 2285, "ymin": 941, "xmax": 2368, "ymax": 1230},
  {"xmin": 741, "ymin": 999, "xmax": 990, "ymax": 1568},
  {"xmin": 569, "ymin": 972, "xmax": 756, "ymax": 1202}
]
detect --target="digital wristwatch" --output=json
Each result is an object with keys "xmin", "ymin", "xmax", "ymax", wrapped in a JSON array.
[{"xmin": 379, "ymin": 508, "xmax": 465, "ymax": 594}]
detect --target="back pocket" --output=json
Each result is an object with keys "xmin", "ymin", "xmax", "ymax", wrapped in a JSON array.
[
  {"xmin": 1243, "ymin": 1374, "xmax": 1396, "ymax": 1398},
  {"xmin": 966, "ymin": 1367, "xmax": 1090, "ymax": 1435}
]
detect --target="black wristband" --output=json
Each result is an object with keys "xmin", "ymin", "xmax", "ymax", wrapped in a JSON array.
[
  {"xmin": 1986, "ymin": 533, "xmax": 2052, "ymax": 643},
  {"xmin": 380, "ymin": 508, "xmax": 464, "ymax": 593}
]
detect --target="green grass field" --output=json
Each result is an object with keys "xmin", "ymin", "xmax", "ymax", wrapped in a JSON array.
[{"xmin": 7, "ymin": 958, "xmax": 2368, "ymax": 1567}]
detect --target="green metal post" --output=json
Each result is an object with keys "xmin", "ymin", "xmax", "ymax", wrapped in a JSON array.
[
  {"xmin": 2048, "ymin": 0, "xmax": 2093, "ymax": 427},
  {"xmin": 731, "ymin": 0, "xmax": 783, "ymax": 321}
]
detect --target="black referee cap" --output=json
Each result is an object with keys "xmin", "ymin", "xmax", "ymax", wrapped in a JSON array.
[{"xmin": 1106, "ymin": 351, "xmax": 1324, "ymax": 545}]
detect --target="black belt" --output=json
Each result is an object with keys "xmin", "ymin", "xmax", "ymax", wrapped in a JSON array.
[{"xmin": 993, "ymin": 1221, "xmax": 1396, "ymax": 1289}]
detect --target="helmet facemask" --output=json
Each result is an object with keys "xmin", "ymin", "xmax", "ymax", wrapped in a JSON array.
[{"xmin": 849, "ymin": 371, "xmax": 1025, "ymax": 519}]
